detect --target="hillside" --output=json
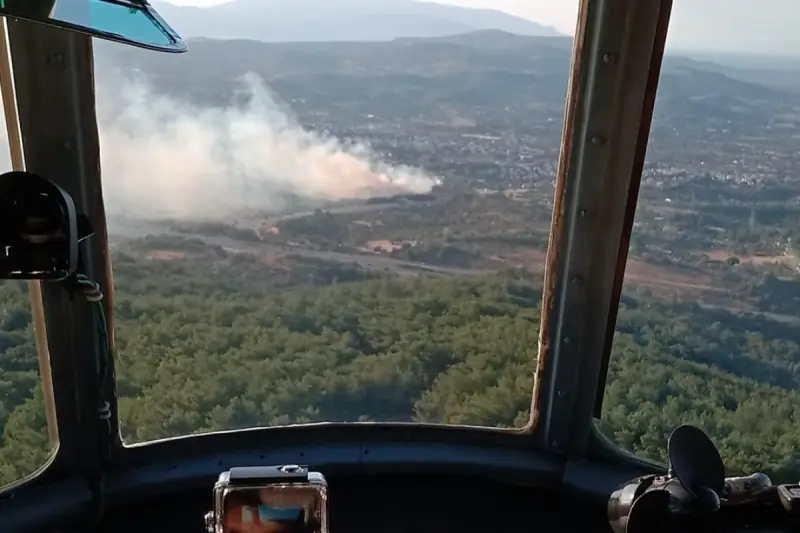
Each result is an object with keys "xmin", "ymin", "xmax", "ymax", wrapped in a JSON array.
[
  {"xmin": 150, "ymin": 0, "xmax": 561, "ymax": 42},
  {"xmin": 3, "ymin": 243, "xmax": 800, "ymax": 485},
  {"xmin": 94, "ymin": 31, "xmax": 797, "ymax": 125}
]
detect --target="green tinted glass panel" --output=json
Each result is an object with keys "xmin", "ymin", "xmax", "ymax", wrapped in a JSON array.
[{"xmin": 0, "ymin": 0, "xmax": 185, "ymax": 52}]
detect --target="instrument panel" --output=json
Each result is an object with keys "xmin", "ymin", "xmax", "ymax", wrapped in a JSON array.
[{"xmin": 98, "ymin": 473, "xmax": 610, "ymax": 533}]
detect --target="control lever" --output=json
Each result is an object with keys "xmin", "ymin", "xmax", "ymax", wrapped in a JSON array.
[
  {"xmin": 608, "ymin": 425, "xmax": 800, "ymax": 532},
  {"xmin": 723, "ymin": 473, "xmax": 773, "ymax": 505},
  {"xmin": 778, "ymin": 484, "xmax": 800, "ymax": 515},
  {"xmin": 608, "ymin": 425, "xmax": 726, "ymax": 533}
]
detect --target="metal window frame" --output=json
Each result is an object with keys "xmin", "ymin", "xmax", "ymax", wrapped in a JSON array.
[
  {"xmin": 0, "ymin": 17, "xmax": 60, "ymax": 491},
  {"xmin": 0, "ymin": 0, "xmax": 672, "ymax": 490},
  {"xmin": 532, "ymin": 0, "xmax": 673, "ymax": 456},
  {"xmin": 4, "ymin": 17, "xmax": 120, "ymax": 483}
]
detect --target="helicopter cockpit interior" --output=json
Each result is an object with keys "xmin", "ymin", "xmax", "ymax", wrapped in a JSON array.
[{"xmin": 2, "ymin": 1, "xmax": 800, "ymax": 532}]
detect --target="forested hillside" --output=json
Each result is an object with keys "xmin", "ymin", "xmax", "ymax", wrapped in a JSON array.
[{"xmin": 3, "ymin": 239, "xmax": 800, "ymax": 486}]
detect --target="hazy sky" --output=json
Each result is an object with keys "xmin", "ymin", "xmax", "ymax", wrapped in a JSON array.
[
  {"xmin": 166, "ymin": 0, "xmax": 579, "ymax": 32},
  {"xmin": 164, "ymin": 0, "xmax": 800, "ymax": 56}
]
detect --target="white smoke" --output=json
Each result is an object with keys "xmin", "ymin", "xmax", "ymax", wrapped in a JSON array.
[
  {"xmin": 0, "ymin": 73, "xmax": 438, "ymax": 219},
  {"xmin": 97, "ymin": 73, "xmax": 437, "ymax": 218}
]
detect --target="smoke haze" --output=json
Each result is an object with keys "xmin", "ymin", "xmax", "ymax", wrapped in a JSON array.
[{"xmin": 0, "ymin": 73, "xmax": 438, "ymax": 219}]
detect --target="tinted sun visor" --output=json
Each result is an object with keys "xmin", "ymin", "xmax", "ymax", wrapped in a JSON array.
[{"xmin": 0, "ymin": 0, "xmax": 186, "ymax": 53}]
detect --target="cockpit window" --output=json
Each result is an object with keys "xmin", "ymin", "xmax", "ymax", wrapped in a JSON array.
[
  {"xmin": 0, "ymin": 148, "xmax": 58, "ymax": 487},
  {"xmin": 93, "ymin": 2, "xmax": 580, "ymax": 443},
  {"xmin": 0, "ymin": 281, "xmax": 56, "ymax": 487},
  {"xmin": 598, "ymin": 1, "xmax": 800, "ymax": 482}
]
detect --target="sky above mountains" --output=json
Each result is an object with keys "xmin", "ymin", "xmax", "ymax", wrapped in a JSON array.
[{"xmin": 162, "ymin": 0, "xmax": 800, "ymax": 56}]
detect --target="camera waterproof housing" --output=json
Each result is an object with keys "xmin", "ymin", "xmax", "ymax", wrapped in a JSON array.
[{"xmin": 205, "ymin": 465, "xmax": 328, "ymax": 533}]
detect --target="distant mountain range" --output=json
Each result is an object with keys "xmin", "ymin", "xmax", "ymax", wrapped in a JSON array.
[
  {"xmin": 151, "ymin": 0, "xmax": 561, "ymax": 42},
  {"xmin": 96, "ymin": 29, "xmax": 798, "ymax": 126}
]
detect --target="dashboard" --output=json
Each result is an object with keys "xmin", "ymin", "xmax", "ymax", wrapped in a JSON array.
[
  {"xmin": 2, "ymin": 464, "xmax": 793, "ymax": 533},
  {"xmin": 4, "ymin": 427, "xmax": 794, "ymax": 533},
  {"xmin": 98, "ymin": 474, "xmax": 611, "ymax": 533}
]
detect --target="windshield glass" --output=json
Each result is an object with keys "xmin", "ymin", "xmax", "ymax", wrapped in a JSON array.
[
  {"xmin": 599, "ymin": 0, "xmax": 800, "ymax": 482},
  {"xmin": 0, "ymin": 109, "xmax": 58, "ymax": 486},
  {"xmin": 88, "ymin": 1, "xmax": 579, "ymax": 443}
]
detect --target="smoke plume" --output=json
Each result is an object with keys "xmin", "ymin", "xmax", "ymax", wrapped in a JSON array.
[
  {"xmin": 0, "ymin": 73, "xmax": 438, "ymax": 219},
  {"xmin": 99, "ymin": 73, "xmax": 438, "ymax": 218}
]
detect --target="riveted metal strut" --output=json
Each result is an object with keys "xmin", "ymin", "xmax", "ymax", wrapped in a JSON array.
[{"xmin": 532, "ymin": 0, "xmax": 673, "ymax": 455}]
